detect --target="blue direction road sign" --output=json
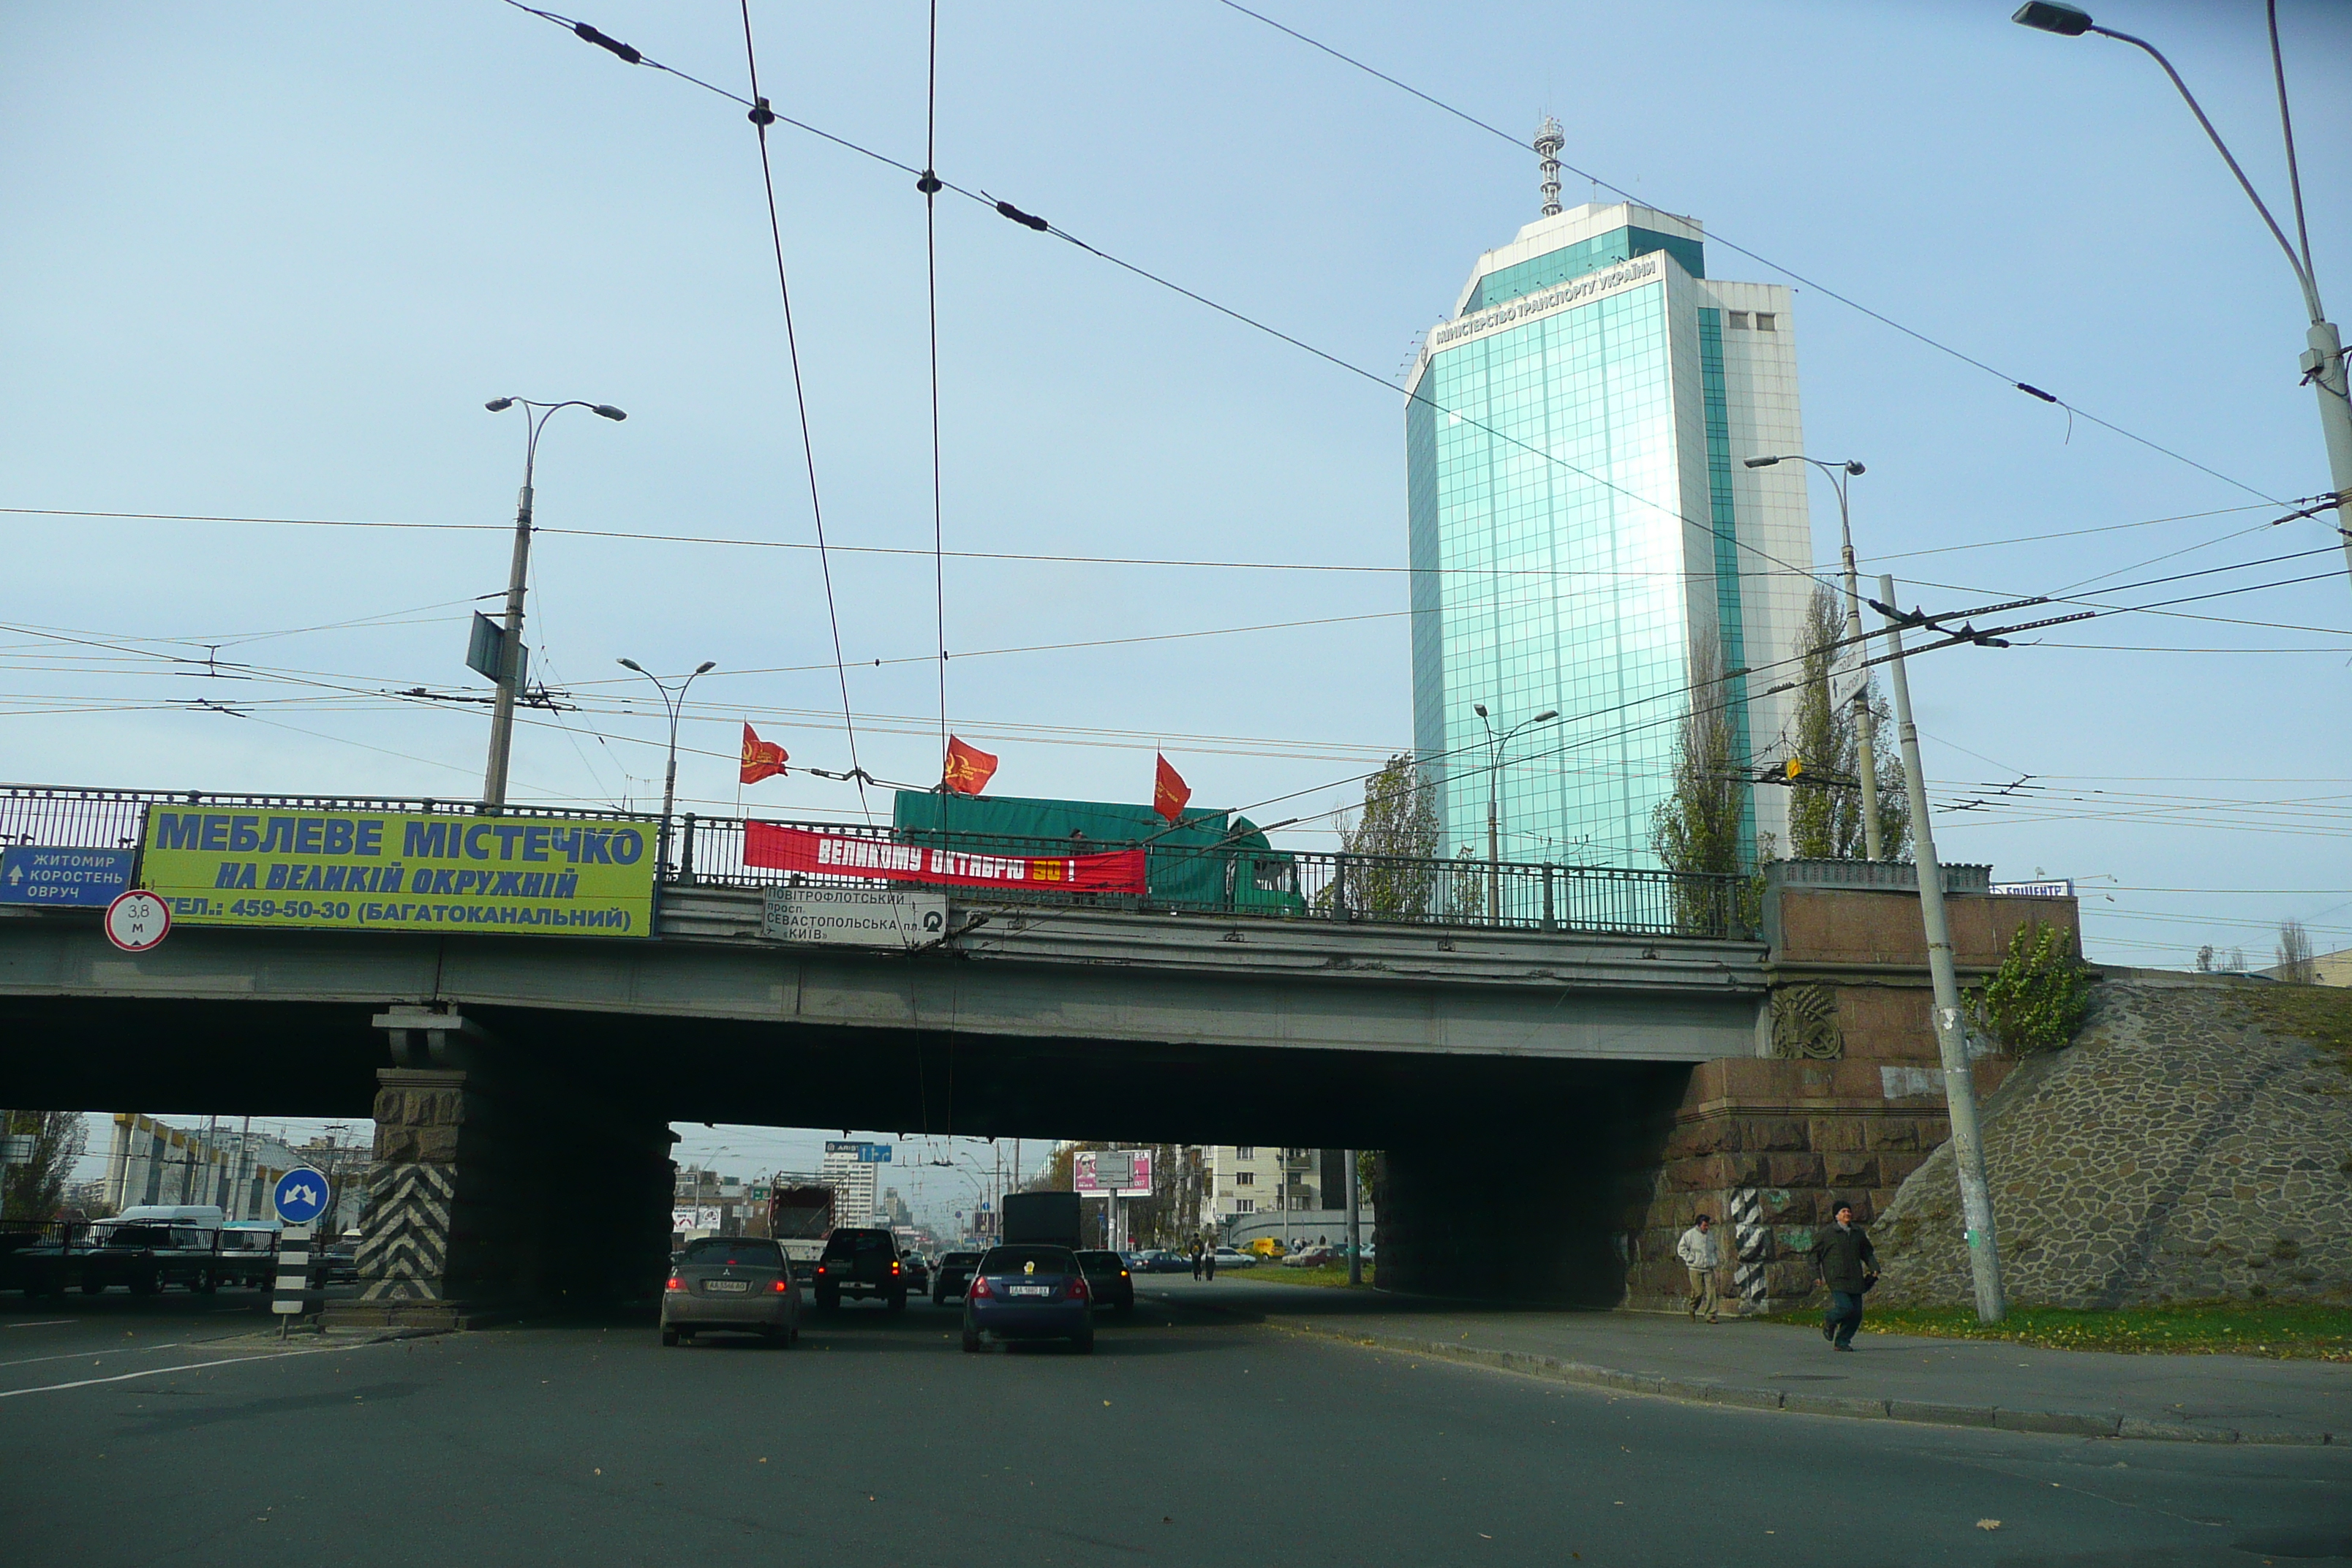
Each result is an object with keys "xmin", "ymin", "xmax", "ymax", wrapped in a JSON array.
[
  {"xmin": 273, "ymin": 1167, "xmax": 332, "ymax": 1225},
  {"xmin": 823, "ymin": 1140, "xmax": 894, "ymax": 1163},
  {"xmin": 0, "ymin": 846, "xmax": 135, "ymax": 907}
]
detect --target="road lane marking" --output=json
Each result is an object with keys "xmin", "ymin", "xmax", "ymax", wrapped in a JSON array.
[
  {"xmin": 5, "ymin": 1320, "xmax": 75, "ymax": 1329},
  {"xmin": 0, "ymin": 1343, "xmax": 192, "ymax": 1371},
  {"xmin": 0, "ymin": 1339, "xmax": 390, "ymax": 1399}
]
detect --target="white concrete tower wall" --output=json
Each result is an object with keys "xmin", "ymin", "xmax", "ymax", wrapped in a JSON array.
[{"xmin": 1703, "ymin": 277, "xmax": 1814, "ymax": 858}]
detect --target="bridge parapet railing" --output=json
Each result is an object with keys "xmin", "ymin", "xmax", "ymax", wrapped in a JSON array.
[{"xmin": 0, "ymin": 786, "xmax": 1749, "ymax": 941}]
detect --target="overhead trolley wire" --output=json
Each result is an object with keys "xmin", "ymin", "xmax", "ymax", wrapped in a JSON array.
[
  {"xmin": 491, "ymin": 1, "xmax": 1841, "ymax": 599},
  {"xmin": 1209, "ymin": 0, "xmax": 2288, "ymax": 507},
  {"xmin": 736, "ymin": 0, "xmax": 870, "ymax": 819},
  {"xmin": 921, "ymin": 0, "xmax": 950, "ymax": 780}
]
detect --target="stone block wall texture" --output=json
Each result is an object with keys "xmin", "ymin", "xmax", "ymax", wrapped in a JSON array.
[{"xmin": 1872, "ymin": 979, "xmax": 2352, "ymax": 1308}]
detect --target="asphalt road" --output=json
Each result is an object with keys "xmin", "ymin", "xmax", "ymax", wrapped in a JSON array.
[{"xmin": 1, "ymin": 1284, "xmax": 2344, "ymax": 1567}]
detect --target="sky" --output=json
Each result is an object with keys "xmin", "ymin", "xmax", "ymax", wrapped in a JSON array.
[{"xmin": 10, "ymin": 2, "xmax": 2350, "ymax": 1199}]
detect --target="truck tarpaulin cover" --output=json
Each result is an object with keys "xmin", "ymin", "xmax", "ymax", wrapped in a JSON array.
[{"xmin": 742, "ymin": 823, "xmax": 1145, "ymax": 894}]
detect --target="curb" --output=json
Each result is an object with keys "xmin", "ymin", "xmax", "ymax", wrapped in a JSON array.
[{"xmin": 1224, "ymin": 1308, "xmax": 2334, "ymax": 1447}]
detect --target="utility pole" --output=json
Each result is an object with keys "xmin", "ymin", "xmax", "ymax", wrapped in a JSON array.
[
  {"xmin": 1343, "ymin": 1149, "xmax": 1362, "ymax": 1286},
  {"xmin": 1877, "ymin": 573, "xmax": 2006, "ymax": 1323}
]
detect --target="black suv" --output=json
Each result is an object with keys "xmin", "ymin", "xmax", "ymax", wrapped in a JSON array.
[{"xmin": 813, "ymin": 1227, "xmax": 908, "ymax": 1312}]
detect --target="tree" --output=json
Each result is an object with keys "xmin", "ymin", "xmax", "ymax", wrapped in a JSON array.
[
  {"xmin": 2276, "ymin": 919, "xmax": 2316, "ymax": 984},
  {"xmin": 1, "ymin": 1111, "xmax": 87, "ymax": 1225},
  {"xmin": 1650, "ymin": 629, "xmax": 1757, "ymax": 931},
  {"xmin": 1319, "ymin": 753, "xmax": 1447, "ymax": 919},
  {"xmin": 1786, "ymin": 586, "xmax": 1911, "ymax": 861},
  {"xmin": 1964, "ymin": 920, "xmax": 2091, "ymax": 1054}
]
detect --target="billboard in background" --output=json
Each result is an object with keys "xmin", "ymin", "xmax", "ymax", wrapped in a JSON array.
[
  {"xmin": 1074, "ymin": 1148, "xmax": 1153, "ymax": 1197},
  {"xmin": 140, "ymin": 807, "xmax": 657, "ymax": 937}
]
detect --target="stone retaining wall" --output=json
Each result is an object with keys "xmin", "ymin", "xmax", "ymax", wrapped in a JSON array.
[{"xmin": 1873, "ymin": 978, "xmax": 2352, "ymax": 1308}]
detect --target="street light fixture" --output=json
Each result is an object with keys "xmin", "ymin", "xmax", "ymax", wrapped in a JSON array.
[
  {"xmin": 2013, "ymin": 1, "xmax": 2352, "ymax": 590},
  {"xmin": 1746, "ymin": 454, "xmax": 1884, "ymax": 859},
  {"xmin": 1471, "ymin": 703, "xmax": 1558, "ymax": 921},
  {"xmin": 617, "ymin": 657, "xmax": 717, "ymax": 878},
  {"xmin": 479, "ymin": 397, "xmax": 627, "ymax": 808}
]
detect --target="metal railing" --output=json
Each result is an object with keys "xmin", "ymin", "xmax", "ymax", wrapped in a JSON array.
[{"xmin": 0, "ymin": 785, "xmax": 1750, "ymax": 941}]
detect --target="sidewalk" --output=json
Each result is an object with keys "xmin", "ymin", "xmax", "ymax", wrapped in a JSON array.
[{"xmin": 1145, "ymin": 1277, "xmax": 2349, "ymax": 1445}]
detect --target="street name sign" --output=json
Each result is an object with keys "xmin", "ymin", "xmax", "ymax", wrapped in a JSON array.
[
  {"xmin": 0, "ymin": 845, "xmax": 135, "ymax": 907},
  {"xmin": 824, "ymin": 1140, "xmax": 894, "ymax": 1163},
  {"xmin": 103, "ymin": 889, "xmax": 172, "ymax": 952},
  {"xmin": 1989, "ymin": 880, "xmax": 2074, "ymax": 898},
  {"xmin": 763, "ymin": 886, "xmax": 947, "ymax": 948}
]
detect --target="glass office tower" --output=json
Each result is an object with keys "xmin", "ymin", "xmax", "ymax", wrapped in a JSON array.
[{"xmin": 1406, "ymin": 202, "xmax": 1815, "ymax": 873}]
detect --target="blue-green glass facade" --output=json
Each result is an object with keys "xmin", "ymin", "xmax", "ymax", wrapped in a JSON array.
[
  {"xmin": 1409, "ymin": 276, "xmax": 1695, "ymax": 868},
  {"xmin": 1463, "ymin": 227, "xmax": 1705, "ymax": 313},
  {"xmin": 1409, "ymin": 215, "xmax": 1775, "ymax": 876}
]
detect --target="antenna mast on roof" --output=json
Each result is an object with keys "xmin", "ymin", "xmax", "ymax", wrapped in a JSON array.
[{"xmin": 1534, "ymin": 116, "xmax": 1564, "ymax": 217}]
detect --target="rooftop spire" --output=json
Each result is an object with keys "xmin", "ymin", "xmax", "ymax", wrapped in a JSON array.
[{"xmin": 1534, "ymin": 116, "xmax": 1564, "ymax": 217}]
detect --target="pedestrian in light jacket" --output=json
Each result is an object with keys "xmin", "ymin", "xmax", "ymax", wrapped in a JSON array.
[
  {"xmin": 1810, "ymin": 1200, "xmax": 1878, "ymax": 1351},
  {"xmin": 1675, "ymin": 1214, "xmax": 1722, "ymax": 1322}
]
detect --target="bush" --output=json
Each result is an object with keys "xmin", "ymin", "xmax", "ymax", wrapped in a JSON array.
[{"xmin": 1966, "ymin": 920, "xmax": 2090, "ymax": 1054}]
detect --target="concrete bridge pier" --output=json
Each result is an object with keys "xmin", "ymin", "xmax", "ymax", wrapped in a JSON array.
[{"xmin": 333, "ymin": 1006, "xmax": 673, "ymax": 1329}]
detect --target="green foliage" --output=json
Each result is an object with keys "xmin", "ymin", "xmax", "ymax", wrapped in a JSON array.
[
  {"xmin": 1762, "ymin": 1302, "xmax": 2351, "ymax": 1361},
  {"xmin": 1650, "ymin": 630, "xmax": 1769, "ymax": 935},
  {"xmin": 1317, "ymin": 753, "xmax": 1444, "ymax": 919},
  {"xmin": 0, "ymin": 1110, "xmax": 85, "ymax": 1224},
  {"xmin": 1786, "ymin": 587, "xmax": 1911, "ymax": 861},
  {"xmin": 1965, "ymin": 920, "xmax": 2092, "ymax": 1054}
]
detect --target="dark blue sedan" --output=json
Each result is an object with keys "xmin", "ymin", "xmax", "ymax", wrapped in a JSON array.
[{"xmin": 961, "ymin": 1244, "xmax": 1094, "ymax": 1353}]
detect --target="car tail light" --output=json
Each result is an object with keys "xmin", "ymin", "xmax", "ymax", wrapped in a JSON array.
[
  {"xmin": 816, "ymin": 1264, "xmax": 829, "ymax": 1275},
  {"xmin": 890, "ymin": 1261, "xmax": 901, "ymax": 1275},
  {"xmin": 665, "ymin": 1276, "xmax": 685, "ymax": 1292},
  {"xmin": 969, "ymin": 1275, "xmax": 995, "ymax": 1300},
  {"xmin": 1070, "ymin": 1276, "xmax": 1091, "ymax": 1302},
  {"xmin": 772, "ymin": 1278, "xmax": 791, "ymax": 1293}
]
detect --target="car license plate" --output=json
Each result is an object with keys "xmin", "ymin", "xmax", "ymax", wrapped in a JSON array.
[
  {"xmin": 1008, "ymin": 1284, "xmax": 1051, "ymax": 1297},
  {"xmin": 705, "ymin": 1280, "xmax": 748, "ymax": 1293}
]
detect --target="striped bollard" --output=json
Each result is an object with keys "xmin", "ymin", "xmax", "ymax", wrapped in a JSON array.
[{"xmin": 273, "ymin": 1223, "xmax": 314, "ymax": 1333}]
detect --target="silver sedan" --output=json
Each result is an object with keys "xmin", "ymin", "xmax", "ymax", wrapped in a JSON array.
[{"xmin": 662, "ymin": 1235, "xmax": 801, "ymax": 1347}]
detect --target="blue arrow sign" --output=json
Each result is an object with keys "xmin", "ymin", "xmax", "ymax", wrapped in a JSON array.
[
  {"xmin": 273, "ymin": 1166, "xmax": 331, "ymax": 1225},
  {"xmin": 0, "ymin": 847, "xmax": 135, "ymax": 907}
]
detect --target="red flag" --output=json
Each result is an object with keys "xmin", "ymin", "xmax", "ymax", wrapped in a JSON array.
[
  {"xmin": 740, "ymin": 723, "xmax": 790, "ymax": 785},
  {"xmin": 942, "ymin": 735, "xmax": 998, "ymax": 796},
  {"xmin": 1153, "ymin": 753, "xmax": 1191, "ymax": 823}
]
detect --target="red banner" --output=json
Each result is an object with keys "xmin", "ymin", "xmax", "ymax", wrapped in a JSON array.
[{"xmin": 743, "ymin": 822, "xmax": 1145, "ymax": 894}]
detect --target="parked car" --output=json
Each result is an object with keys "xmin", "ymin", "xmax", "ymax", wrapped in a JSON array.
[
  {"xmin": 1282, "ymin": 1245, "xmax": 1341, "ymax": 1268},
  {"xmin": 813, "ymin": 1226, "xmax": 908, "ymax": 1312},
  {"xmin": 932, "ymin": 1250, "xmax": 982, "ymax": 1305},
  {"xmin": 1209, "ymin": 1246, "xmax": 1255, "ymax": 1270},
  {"xmin": 963, "ymin": 1244, "xmax": 1093, "ymax": 1353},
  {"xmin": 661, "ymin": 1235, "xmax": 799, "ymax": 1347},
  {"xmin": 1132, "ymin": 1249, "xmax": 1188, "ymax": 1274},
  {"xmin": 1074, "ymin": 1249, "xmax": 1136, "ymax": 1313}
]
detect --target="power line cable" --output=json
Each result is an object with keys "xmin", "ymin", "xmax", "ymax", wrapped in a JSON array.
[
  {"xmin": 492, "ymin": 2, "xmax": 1841, "ymax": 597},
  {"xmin": 1207, "ymin": 0, "xmax": 2287, "ymax": 505},
  {"xmin": 736, "ymin": 0, "xmax": 870, "ymax": 821},
  {"xmin": 921, "ymin": 0, "xmax": 949, "ymax": 786}
]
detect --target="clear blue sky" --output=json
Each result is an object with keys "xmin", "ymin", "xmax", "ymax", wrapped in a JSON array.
[{"xmin": 7, "ymin": 0, "xmax": 2347, "ymax": 1006}]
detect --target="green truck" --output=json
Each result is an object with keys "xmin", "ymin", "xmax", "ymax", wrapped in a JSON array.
[{"xmin": 892, "ymin": 791, "xmax": 1305, "ymax": 915}]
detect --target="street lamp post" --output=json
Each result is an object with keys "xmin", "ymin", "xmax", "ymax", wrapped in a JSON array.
[
  {"xmin": 1745, "ymin": 454, "xmax": 1882, "ymax": 859},
  {"xmin": 480, "ymin": 397, "xmax": 626, "ymax": 807},
  {"xmin": 1471, "ymin": 703, "xmax": 1558, "ymax": 921},
  {"xmin": 2013, "ymin": 1, "xmax": 2352, "ymax": 590},
  {"xmin": 617, "ymin": 657, "xmax": 717, "ymax": 878}
]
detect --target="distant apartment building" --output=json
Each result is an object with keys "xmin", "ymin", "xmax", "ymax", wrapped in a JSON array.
[
  {"xmin": 1202, "ymin": 1147, "xmax": 1368, "ymax": 1235},
  {"xmin": 819, "ymin": 1144, "xmax": 883, "ymax": 1226},
  {"xmin": 103, "ymin": 1113, "xmax": 306, "ymax": 1221}
]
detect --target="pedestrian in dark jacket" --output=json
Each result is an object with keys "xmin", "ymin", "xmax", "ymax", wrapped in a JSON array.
[
  {"xmin": 1191, "ymin": 1242, "xmax": 1204, "ymax": 1281},
  {"xmin": 1810, "ymin": 1201, "xmax": 1877, "ymax": 1351}
]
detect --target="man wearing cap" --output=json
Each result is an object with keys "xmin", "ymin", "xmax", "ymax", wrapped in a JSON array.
[{"xmin": 1810, "ymin": 1199, "xmax": 1878, "ymax": 1351}]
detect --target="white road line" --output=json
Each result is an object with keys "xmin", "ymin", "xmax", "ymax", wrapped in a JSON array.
[
  {"xmin": 0, "ymin": 1339, "xmax": 388, "ymax": 1400},
  {"xmin": 0, "ymin": 1341, "xmax": 197, "ymax": 1371},
  {"xmin": 5, "ymin": 1320, "xmax": 75, "ymax": 1330}
]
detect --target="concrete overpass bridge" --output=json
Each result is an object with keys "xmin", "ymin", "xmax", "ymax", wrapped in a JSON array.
[{"xmin": 0, "ymin": 785, "xmax": 2071, "ymax": 1320}]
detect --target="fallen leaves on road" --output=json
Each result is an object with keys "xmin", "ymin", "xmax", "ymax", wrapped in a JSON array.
[{"xmin": 1977, "ymin": 1520, "xmax": 2000, "ymax": 1531}]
